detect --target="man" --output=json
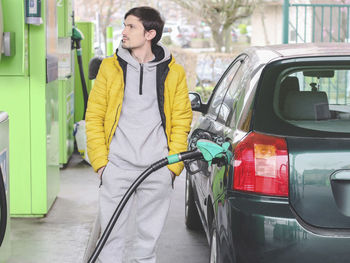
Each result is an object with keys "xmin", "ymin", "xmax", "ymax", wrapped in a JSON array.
[{"xmin": 86, "ymin": 6, "xmax": 192, "ymax": 263}]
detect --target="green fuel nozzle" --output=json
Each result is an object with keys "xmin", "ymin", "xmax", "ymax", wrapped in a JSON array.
[
  {"xmin": 196, "ymin": 139, "xmax": 232, "ymax": 166},
  {"xmin": 72, "ymin": 26, "xmax": 84, "ymax": 41},
  {"xmin": 167, "ymin": 139, "xmax": 232, "ymax": 166},
  {"xmin": 72, "ymin": 27, "xmax": 85, "ymax": 53}
]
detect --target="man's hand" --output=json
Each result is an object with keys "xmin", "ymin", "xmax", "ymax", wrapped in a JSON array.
[{"xmin": 97, "ymin": 166, "xmax": 106, "ymax": 179}]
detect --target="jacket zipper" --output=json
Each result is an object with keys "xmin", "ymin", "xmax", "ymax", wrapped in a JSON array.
[
  {"xmin": 107, "ymin": 104, "xmax": 121, "ymax": 145},
  {"xmin": 139, "ymin": 64, "xmax": 143, "ymax": 95}
]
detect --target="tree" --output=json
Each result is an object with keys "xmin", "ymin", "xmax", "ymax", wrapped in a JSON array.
[
  {"xmin": 171, "ymin": 0, "xmax": 256, "ymax": 52},
  {"xmin": 74, "ymin": 0, "xmax": 123, "ymax": 52},
  {"xmin": 75, "ymin": 0, "xmax": 161, "ymax": 53}
]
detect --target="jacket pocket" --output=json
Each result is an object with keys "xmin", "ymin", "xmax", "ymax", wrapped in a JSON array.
[
  {"xmin": 107, "ymin": 104, "xmax": 121, "ymax": 145},
  {"xmin": 170, "ymin": 170, "xmax": 175, "ymax": 189}
]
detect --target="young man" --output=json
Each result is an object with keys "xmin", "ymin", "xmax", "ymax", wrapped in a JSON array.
[{"xmin": 86, "ymin": 6, "xmax": 192, "ymax": 263}]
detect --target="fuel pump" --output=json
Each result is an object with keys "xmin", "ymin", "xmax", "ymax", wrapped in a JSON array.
[
  {"xmin": 72, "ymin": 26, "xmax": 88, "ymax": 120},
  {"xmin": 71, "ymin": 25, "xmax": 91, "ymax": 164},
  {"xmin": 0, "ymin": 1, "xmax": 11, "ymax": 261}
]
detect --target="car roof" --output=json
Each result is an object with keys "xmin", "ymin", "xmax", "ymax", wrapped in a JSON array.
[{"xmin": 243, "ymin": 43, "xmax": 350, "ymax": 65}]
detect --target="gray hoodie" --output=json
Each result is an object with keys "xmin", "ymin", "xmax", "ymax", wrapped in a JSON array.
[{"xmin": 108, "ymin": 43, "xmax": 171, "ymax": 170}]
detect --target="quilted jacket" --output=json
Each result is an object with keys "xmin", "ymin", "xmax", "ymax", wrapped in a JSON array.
[{"xmin": 85, "ymin": 52, "xmax": 192, "ymax": 176}]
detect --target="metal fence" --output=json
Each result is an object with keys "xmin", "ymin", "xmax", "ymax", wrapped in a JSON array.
[{"xmin": 283, "ymin": 2, "xmax": 350, "ymax": 44}]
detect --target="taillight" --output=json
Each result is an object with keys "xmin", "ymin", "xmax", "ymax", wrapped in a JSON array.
[{"xmin": 233, "ymin": 132, "xmax": 289, "ymax": 197}]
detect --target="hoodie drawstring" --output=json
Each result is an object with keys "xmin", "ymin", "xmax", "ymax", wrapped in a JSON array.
[{"xmin": 139, "ymin": 64, "xmax": 143, "ymax": 95}]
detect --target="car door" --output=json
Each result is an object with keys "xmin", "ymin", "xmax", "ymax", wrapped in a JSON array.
[
  {"xmin": 211, "ymin": 57, "xmax": 250, "ymax": 200},
  {"xmin": 208, "ymin": 57, "xmax": 253, "ymax": 225},
  {"xmin": 191, "ymin": 55, "xmax": 246, "ymax": 229}
]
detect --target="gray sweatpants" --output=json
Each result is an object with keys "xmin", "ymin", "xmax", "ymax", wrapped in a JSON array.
[{"xmin": 97, "ymin": 161, "xmax": 173, "ymax": 263}]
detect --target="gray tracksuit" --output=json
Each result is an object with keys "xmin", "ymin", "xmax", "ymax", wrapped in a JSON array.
[{"xmin": 97, "ymin": 44, "xmax": 173, "ymax": 263}]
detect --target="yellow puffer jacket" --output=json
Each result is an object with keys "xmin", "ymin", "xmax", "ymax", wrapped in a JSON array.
[{"xmin": 86, "ymin": 53, "xmax": 193, "ymax": 176}]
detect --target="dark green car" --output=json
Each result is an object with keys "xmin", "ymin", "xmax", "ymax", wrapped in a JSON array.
[{"xmin": 186, "ymin": 43, "xmax": 350, "ymax": 263}]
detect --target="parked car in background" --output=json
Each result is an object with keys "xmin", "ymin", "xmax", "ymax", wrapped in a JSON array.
[
  {"xmin": 180, "ymin": 25, "xmax": 198, "ymax": 39},
  {"xmin": 186, "ymin": 43, "xmax": 350, "ymax": 263},
  {"xmin": 231, "ymin": 28, "xmax": 238, "ymax": 42},
  {"xmin": 199, "ymin": 26, "xmax": 212, "ymax": 39},
  {"xmin": 162, "ymin": 24, "xmax": 192, "ymax": 48}
]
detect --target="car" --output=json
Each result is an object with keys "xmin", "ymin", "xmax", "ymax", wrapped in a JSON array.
[
  {"xmin": 162, "ymin": 24, "xmax": 191, "ymax": 48},
  {"xmin": 198, "ymin": 26, "xmax": 212, "ymax": 39},
  {"xmin": 231, "ymin": 28, "xmax": 238, "ymax": 42},
  {"xmin": 185, "ymin": 43, "xmax": 350, "ymax": 263},
  {"xmin": 180, "ymin": 25, "xmax": 198, "ymax": 39}
]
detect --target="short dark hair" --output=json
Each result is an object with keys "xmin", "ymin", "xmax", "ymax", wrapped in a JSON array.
[{"xmin": 124, "ymin": 6, "xmax": 164, "ymax": 46}]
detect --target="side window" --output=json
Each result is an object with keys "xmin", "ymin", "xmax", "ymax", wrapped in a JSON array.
[
  {"xmin": 217, "ymin": 60, "xmax": 248, "ymax": 125},
  {"xmin": 207, "ymin": 58, "xmax": 244, "ymax": 118}
]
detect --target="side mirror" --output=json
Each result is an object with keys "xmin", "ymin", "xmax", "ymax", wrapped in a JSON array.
[{"xmin": 189, "ymin": 92, "xmax": 206, "ymax": 113}]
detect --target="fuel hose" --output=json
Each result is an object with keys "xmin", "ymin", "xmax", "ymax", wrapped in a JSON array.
[
  {"xmin": 87, "ymin": 149, "xmax": 203, "ymax": 263},
  {"xmin": 87, "ymin": 140, "xmax": 232, "ymax": 262}
]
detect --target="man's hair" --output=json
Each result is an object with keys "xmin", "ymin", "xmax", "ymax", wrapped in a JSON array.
[{"xmin": 124, "ymin": 6, "xmax": 164, "ymax": 46}]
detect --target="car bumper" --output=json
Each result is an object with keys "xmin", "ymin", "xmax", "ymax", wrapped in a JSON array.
[{"xmin": 223, "ymin": 193, "xmax": 350, "ymax": 263}]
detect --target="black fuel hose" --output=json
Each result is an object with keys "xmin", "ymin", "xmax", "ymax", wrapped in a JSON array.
[
  {"xmin": 88, "ymin": 149, "xmax": 203, "ymax": 263},
  {"xmin": 74, "ymin": 40, "xmax": 89, "ymax": 120},
  {"xmin": 0, "ymin": 168, "xmax": 7, "ymax": 247}
]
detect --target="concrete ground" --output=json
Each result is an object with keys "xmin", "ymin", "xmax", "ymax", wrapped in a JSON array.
[{"xmin": 7, "ymin": 152, "xmax": 209, "ymax": 263}]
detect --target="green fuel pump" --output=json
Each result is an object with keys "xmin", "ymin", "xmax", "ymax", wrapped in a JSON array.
[
  {"xmin": 72, "ymin": 26, "xmax": 89, "ymax": 119},
  {"xmin": 73, "ymin": 22, "xmax": 95, "ymax": 123},
  {"xmin": 88, "ymin": 140, "xmax": 232, "ymax": 262},
  {"xmin": 72, "ymin": 25, "xmax": 92, "ymax": 164},
  {"xmin": 0, "ymin": 1, "xmax": 12, "ymax": 260},
  {"xmin": 0, "ymin": 0, "xmax": 60, "ymax": 217},
  {"xmin": 57, "ymin": 0, "xmax": 75, "ymax": 166}
]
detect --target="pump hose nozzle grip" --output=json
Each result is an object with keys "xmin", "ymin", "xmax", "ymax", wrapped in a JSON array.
[
  {"xmin": 196, "ymin": 139, "xmax": 232, "ymax": 166},
  {"xmin": 167, "ymin": 149, "xmax": 203, "ymax": 165}
]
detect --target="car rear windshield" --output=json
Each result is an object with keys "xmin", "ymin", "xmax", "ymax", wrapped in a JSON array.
[{"xmin": 274, "ymin": 67, "xmax": 350, "ymax": 134}]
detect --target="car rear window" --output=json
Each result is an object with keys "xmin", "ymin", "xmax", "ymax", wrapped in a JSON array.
[{"xmin": 274, "ymin": 68, "xmax": 350, "ymax": 133}]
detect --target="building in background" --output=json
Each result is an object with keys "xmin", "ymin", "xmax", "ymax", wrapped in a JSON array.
[{"xmin": 251, "ymin": 0, "xmax": 350, "ymax": 46}]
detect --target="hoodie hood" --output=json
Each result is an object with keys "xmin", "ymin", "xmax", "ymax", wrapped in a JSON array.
[{"xmin": 116, "ymin": 42, "xmax": 171, "ymax": 71}]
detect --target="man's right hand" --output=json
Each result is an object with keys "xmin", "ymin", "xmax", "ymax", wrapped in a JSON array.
[{"xmin": 97, "ymin": 166, "xmax": 106, "ymax": 179}]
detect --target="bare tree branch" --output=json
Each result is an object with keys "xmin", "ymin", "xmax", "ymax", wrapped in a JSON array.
[
  {"xmin": 172, "ymin": 0, "xmax": 256, "ymax": 52},
  {"xmin": 75, "ymin": 0, "xmax": 123, "ymax": 52}
]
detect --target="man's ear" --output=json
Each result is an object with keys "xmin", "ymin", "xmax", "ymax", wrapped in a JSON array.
[{"xmin": 145, "ymin": 29, "xmax": 156, "ymax": 41}]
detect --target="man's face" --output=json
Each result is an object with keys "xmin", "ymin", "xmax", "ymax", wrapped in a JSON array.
[{"xmin": 122, "ymin": 15, "xmax": 150, "ymax": 50}]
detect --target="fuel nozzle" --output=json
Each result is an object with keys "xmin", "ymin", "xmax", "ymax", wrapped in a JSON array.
[
  {"xmin": 167, "ymin": 139, "xmax": 232, "ymax": 166},
  {"xmin": 72, "ymin": 26, "xmax": 84, "ymax": 50},
  {"xmin": 72, "ymin": 26, "xmax": 84, "ymax": 41},
  {"xmin": 196, "ymin": 139, "xmax": 232, "ymax": 166}
]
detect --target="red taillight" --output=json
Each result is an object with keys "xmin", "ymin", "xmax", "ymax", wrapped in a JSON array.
[{"xmin": 233, "ymin": 132, "xmax": 289, "ymax": 197}]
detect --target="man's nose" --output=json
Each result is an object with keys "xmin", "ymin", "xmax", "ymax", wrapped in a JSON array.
[{"xmin": 122, "ymin": 28, "xmax": 128, "ymax": 36}]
